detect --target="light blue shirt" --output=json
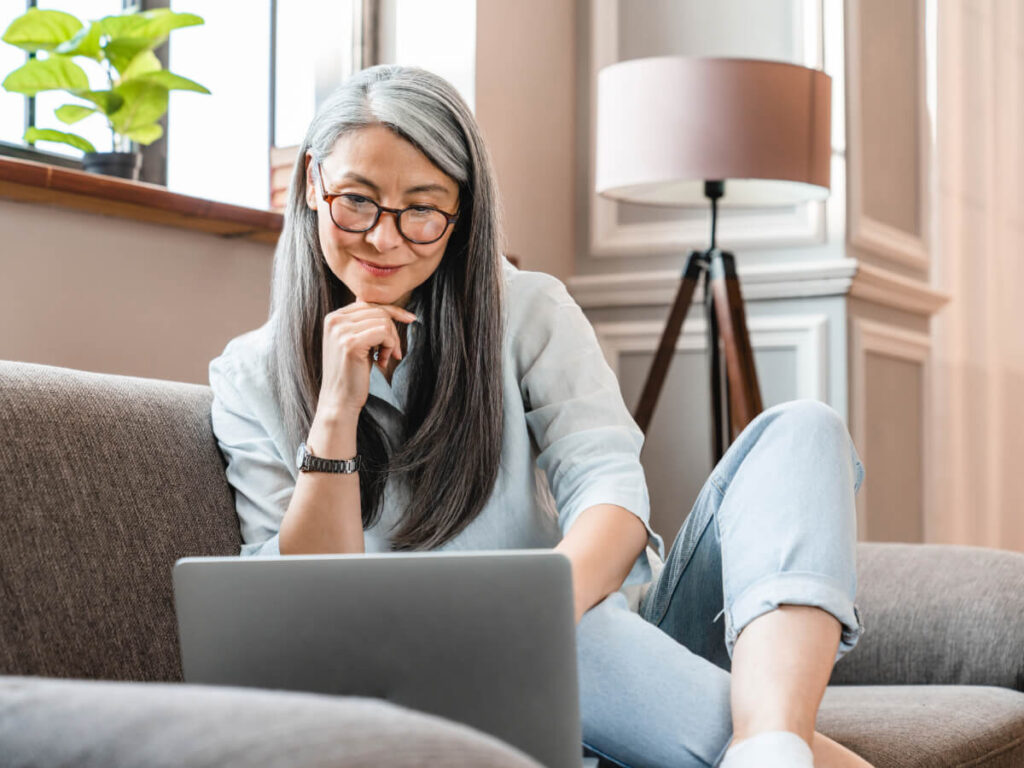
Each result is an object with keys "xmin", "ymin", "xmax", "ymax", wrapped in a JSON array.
[{"xmin": 208, "ymin": 259, "xmax": 665, "ymax": 592}]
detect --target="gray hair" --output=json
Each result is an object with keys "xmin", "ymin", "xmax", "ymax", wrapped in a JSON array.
[{"xmin": 266, "ymin": 64, "xmax": 507, "ymax": 550}]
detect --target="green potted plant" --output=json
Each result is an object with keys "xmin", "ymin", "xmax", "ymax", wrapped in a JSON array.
[{"xmin": 1, "ymin": 6, "xmax": 209, "ymax": 180}]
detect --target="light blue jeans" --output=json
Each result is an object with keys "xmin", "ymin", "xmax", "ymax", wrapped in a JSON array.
[{"xmin": 576, "ymin": 399, "xmax": 866, "ymax": 768}]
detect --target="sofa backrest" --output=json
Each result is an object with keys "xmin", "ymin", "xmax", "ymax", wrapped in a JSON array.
[{"xmin": 0, "ymin": 360, "xmax": 242, "ymax": 682}]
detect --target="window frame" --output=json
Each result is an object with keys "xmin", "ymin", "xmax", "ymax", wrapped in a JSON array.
[{"xmin": 0, "ymin": 0, "xmax": 382, "ymax": 196}]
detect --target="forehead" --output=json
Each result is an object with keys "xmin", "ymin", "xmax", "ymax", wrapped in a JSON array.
[{"xmin": 322, "ymin": 124, "xmax": 458, "ymax": 197}]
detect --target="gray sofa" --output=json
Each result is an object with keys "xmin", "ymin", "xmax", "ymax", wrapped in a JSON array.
[{"xmin": 1, "ymin": 359, "xmax": 1022, "ymax": 768}]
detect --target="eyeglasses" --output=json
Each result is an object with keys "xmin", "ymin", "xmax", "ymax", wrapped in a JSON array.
[{"xmin": 315, "ymin": 161, "xmax": 459, "ymax": 245}]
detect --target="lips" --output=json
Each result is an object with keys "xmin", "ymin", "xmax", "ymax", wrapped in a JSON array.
[
  {"xmin": 356, "ymin": 257, "xmax": 402, "ymax": 269},
  {"xmin": 352, "ymin": 257, "xmax": 399, "ymax": 274}
]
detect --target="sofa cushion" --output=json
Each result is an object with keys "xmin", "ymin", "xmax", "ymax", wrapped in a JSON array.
[
  {"xmin": 0, "ymin": 361, "xmax": 242, "ymax": 681},
  {"xmin": 0, "ymin": 676, "xmax": 542, "ymax": 767},
  {"xmin": 817, "ymin": 685, "xmax": 1024, "ymax": 767},
  {"xmin": 830, "ymin": 543, "xmax": 1024, "ymax": 691}
]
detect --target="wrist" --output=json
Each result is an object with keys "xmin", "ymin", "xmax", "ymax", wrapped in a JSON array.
[
  {"xmin": 308, "ymin": 409, "xmax": 359, "ymax": 460},
  {"xmin": 313, "ymin": 405, "xmax": 361, "ymax": 430}
]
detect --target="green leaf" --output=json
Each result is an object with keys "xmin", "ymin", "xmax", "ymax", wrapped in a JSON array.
[
  {"xmin": 56, "ymin": 104, "xmax": 98, "ymax": 125},
  {"xmin": 109, "ymin": 79, "xmax": 169, "ymax": 133},
  {"xmin": 121, "ymin": 122, "xmax": 163, "ymax": 145},
  {"xmin": 130, "ymin": 9, "xmax": 204, "ymax": 41},
  {"xmin": 129, "ymin": 70, "xmax": 209, "ymax": 94},
  {"xmin": 96, "ymin": 13, "xmax": 148, "ymax": 39},
  {"xmin": 24, "ymin": 126, "xmax": 96, "ymax": 154},
  {"xmin": 73, "ymin": 90, "xmax": 125, "ymax": 115},
  {"xmin": 98, "ymin": 9, "xmax": 203, "ymax": 50},
  {"xmin": 1, "ymin": 56, "xmax": 89, "ymax": 97},
  {"xmin": 103, "ymin": 37, "xmax": 152, "ymax": 75},
  {"xmin": 119, "ymin": 50, "xmax": 161, "ymax": 82},
  {"xmin": 2, "ymin": 8, "xmax": 82, "ymax": 53},
  {"xmin": 55, "ymin": 21, "xmax": 103, "ymax": 60}
]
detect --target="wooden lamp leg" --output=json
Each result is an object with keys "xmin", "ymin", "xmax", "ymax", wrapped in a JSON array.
[
  {"xmin": 709, "ymin": 248, "xmax": 763, "ymax": 442},
  {"xmin": 633, "ymin": 250, "xmax": 708, "ymax": 435}
]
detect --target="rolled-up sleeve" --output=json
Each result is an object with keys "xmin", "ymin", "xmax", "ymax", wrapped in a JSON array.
[
  {"xmin": 209, "ymin": 354, "xmax": 292, "ymax": 557},
  {"xmin": 516, "ymin": 275, "xmax": 665, "ymax": 586}
]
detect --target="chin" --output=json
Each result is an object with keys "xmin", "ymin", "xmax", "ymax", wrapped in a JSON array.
[{"xmin": 349, "ymin": 275, "xmax": 405, "ymax": 300}]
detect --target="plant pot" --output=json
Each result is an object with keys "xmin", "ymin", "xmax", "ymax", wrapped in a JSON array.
[{"xmin": 81, "ymin": 151, "xmax": 141, "ymax": 181}]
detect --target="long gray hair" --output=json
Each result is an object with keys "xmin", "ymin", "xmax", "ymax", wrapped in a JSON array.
[{"xmin": 267, "ymin": 64, "xmax": 506, "ymax": 550}]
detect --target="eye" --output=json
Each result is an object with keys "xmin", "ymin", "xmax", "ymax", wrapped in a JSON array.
[{"xmin": 338, "ymin": 193, "xmax": 376, "ymax": 212}]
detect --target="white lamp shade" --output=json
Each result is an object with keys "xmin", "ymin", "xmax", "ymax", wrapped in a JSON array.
[{"xmin": 595, "ymin": 56, "xmax": 832, "ymax": 206}]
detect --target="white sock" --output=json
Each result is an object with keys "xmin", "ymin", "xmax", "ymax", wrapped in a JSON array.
[{"xmin": 718, "ymin": 730, "xmax": 814, "ymax": 768}]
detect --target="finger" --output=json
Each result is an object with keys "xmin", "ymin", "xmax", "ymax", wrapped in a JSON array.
[
  {"xmin": 348, "ymin": 326, "xmax": 401, "ymax": 369},
  {"xmin": 347, "ymin": 330, "xmax": 391, "ymax": 370},
  {"xmin": 334, "ymin": 302, "xmax": 418, "ymax": 324},
  {"xmin": 335, "ymin": 318, "xmax": 403, "ymax": 358},
  {"xmin": 342, "ymin": 317, "xmax": 403, "ymax": 362}
]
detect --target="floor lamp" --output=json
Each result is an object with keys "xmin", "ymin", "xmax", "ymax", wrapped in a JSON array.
[{"xmin": 595, "ymin": 56, "xmax": 832, "ymax": 463}]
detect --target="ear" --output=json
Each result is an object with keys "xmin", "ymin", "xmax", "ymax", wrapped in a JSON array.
[{"xmin": 304, "ymin": 152, "xmax": 318, "ymax": 211}]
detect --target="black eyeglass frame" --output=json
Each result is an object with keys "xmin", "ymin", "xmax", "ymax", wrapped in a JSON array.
[{"xmin": 315, "ymin": 160, "xmax": 460, "ymax": 245}]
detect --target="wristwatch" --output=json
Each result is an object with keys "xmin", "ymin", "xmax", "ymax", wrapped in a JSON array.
[{"xmin": 295, "ymin": 441, "xmax": 360, "ymax": 474}]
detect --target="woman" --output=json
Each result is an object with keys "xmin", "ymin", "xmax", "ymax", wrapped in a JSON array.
[{"xmin": 209, "ymin": 64, "xmax": 871, "ymax": 768}]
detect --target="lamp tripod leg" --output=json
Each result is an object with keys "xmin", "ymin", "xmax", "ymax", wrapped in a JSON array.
[
  {"xmin": 706, "ymin": 265, "xmax": 725, "ymax": 463},
  {"xmin": 709, "ymin": 249, "xmax": 763, "ymax": 441},
  {"xmin": 633, "ymin": 250, "xmax": 706, "ymax": 435}
]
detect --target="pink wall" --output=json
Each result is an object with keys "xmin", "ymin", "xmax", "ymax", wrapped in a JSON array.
[
  {"xmin": 0, "ymin": 198, "xmax": 275, "ymax": 384},
  {"xmin": 474, "ymin": 0, "xmax": 576, "ymax": 281}
]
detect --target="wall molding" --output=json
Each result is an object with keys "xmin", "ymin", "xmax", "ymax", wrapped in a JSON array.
[
  {"xmin": 593, "ymin": 313, "xmax": 830, "ymax": 402},
  {"xmin": 567, "ymin": 257, "xmax": 951, "ymax": 320},
  {"xmin": 585, "ymin": 0, "xmax": 833, "ymax": 258},
  {"xmin": 568, "ymin": 257, "xmax": 858, "ymax": 308},
  {"xmin": 849, "ymin": 317, "xmax": 932, "ymax": 540},
  {"xmin": 845, "ymin": 0, "xmax": 932, "ymax": 271},
  {"xmin": 848, "ymin": 260, "xmax": 950, "ymax": 316}
]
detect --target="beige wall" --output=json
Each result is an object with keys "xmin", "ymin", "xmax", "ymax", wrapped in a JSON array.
[
  {"xmin": 928, "ymin": 0, "xmax": 1024, "ymax": 552},
  {"xmin": 474, "ymin": 0, "xmax": 576, "ymax": 280},
  {"xmin": 0, "ymin": 198, "xmax": 275, "ymax": 385}
]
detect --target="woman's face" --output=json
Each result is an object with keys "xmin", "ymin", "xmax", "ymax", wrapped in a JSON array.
[{"xmin": 305, "ymin": 124, "xmax": 461, "ymax": 309}]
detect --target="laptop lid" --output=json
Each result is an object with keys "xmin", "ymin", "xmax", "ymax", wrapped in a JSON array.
[{"xmin": 173, "ymin": 549, "xmax": 582, "ymax": 768}]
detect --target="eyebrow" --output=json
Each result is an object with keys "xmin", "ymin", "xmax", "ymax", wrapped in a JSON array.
[{"xmin": 336, "ymin": 171, "xmax": 452, "ymax": 197}]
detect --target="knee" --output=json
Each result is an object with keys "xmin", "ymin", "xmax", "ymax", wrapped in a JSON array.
[{"xmin": 769, "ymin": 399, "xmax": 849, "ymax": 441}]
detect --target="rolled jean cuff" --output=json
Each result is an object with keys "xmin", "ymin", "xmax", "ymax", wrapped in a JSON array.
[{"xmin": 724, "ymin": 570, "xmax": 865, "ymax": 664}]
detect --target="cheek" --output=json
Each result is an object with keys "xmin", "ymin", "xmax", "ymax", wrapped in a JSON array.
[
  {"xmin": 413, "ymin": 242, "xmax": 448, "ymax": 269},
  {"xmin": 318, "ymin": 217, "xmax": 360, "ymax": 259}
]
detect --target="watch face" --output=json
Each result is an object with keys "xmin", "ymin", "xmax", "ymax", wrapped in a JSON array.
[{"xmin": 296, "ymin": 441, "xmax": 306, "ymax": 469}]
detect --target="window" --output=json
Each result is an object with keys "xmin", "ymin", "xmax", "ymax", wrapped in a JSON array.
[
  {"xmin": 0, "ymin": 5, "xmax": 25, "ymax": 147},
  {"xmin": 2, "ymin": 0, "xmax": 476, "ymax": 211},
  {"xmin": 381, "ymin": 0, "xmax": 475, "ymax": 112},
  {"xmin": 273, "ymin": 0, "xmax": 357, "ymax": 150},
  {"xmin": 166, "ymin": 0, "xmax": 271, "ymax": 210}
]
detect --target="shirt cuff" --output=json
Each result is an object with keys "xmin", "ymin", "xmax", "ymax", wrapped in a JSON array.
[
  {"xmin": 559, "ymin": 484, "xmax": 666, "ymax": 588},
  {"xmin": 240, "ymin": 533, "xmax": 281, "ymax": 557}
]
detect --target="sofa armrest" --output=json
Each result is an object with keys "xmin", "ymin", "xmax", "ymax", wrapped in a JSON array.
[
  {"xmin": 0, "ymin": 676, "xmax": 543, "ymax": 768},
  {"xmin": 830, "ymin": 542, "xmax": 1024, "ymax": 691}
]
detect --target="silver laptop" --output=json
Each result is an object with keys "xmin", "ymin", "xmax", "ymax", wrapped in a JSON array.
[{"xmin": 173, "ymin": 549, "xmax": 583, "ymax": 768}]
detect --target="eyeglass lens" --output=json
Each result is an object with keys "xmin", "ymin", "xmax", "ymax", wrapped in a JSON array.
[{"xmin": 333, "ymin": 195, "xmax": 449, "ymax": 243}]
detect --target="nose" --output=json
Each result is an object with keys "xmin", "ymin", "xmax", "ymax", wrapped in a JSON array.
[{"xmin": 365, "ymin": 209, "xmax": 404, "ymax": 251}]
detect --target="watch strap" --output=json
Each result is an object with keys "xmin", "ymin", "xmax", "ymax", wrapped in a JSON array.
[{"xmin": 298, "ymin": 441, "xmax": 360, "ymax": 474}]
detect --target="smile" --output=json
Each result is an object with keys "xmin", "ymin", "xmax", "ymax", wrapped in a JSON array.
[{"xmin": 355, "ymin": 257, "xmax": 404, "ymax": 276}]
